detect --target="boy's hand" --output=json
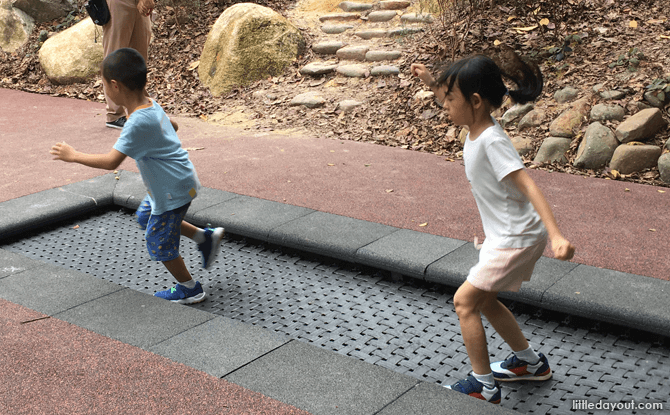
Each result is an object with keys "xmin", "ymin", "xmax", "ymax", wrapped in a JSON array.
[
  {"xmin": 50, "ymin": 142, "xmax": 77, "ymax": 163},
  {"xmin": 410, "ymin": 63, "xmax": 436, "ymax": 87},
  {"xmin": 551, "ymin": 236, "xmax": 575, "ymax": 261}
]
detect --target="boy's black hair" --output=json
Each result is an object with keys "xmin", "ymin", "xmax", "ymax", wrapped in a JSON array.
[
  {"xmin": 435, "ymin": 50, "xmax": 543, "ymax": 108},
  {"xmin": 101, "ymin": 48, "xmax": 147, "ymax": 91}
]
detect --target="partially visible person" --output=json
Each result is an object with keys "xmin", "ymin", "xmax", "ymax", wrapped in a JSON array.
[{"xmin": 102, "ymin": 0, "xmax": 154, "ymax": 129}]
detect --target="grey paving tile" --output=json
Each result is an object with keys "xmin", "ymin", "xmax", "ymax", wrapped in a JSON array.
[
  {"xmin": 149, "ymin": 316, "xmax": 291, "ymax": 378},
  {"xmin": 269, "ymin": 211, "xmax": 398, "ymax": 263},
  {"xmin": 0, "ymin": 188, "xmax": 99, "ymax": 241},
  {"xmin": 56, "ymin": 173, "xmax": 118, "ymax": 206},
  {"xmin": 542, "ymin": 265, "xmax": 670, "ymax": 336},
  {"xmin": 112, "ymin": 170, "xmax": 146, "ymax": 210},
  {"xmin": 55, "ymin": 288, "xmax": 214, "ymax": 349},
  {"xmin": 356, "ymin": 229, "xmax": 465, "ymax": 279},
  {"xmin": 184, "ymin": 186, "xmax": 238, "ymax": 220},
  {"xmin": 377, "ymin": 382, "xmax": 522, "ymax": 415},
  {"xmin": 425, "ymin": 242, "xmax": 478, "ymax": 287},
  {"xmin": 0, "ymin": 249, "xmax": 44, "ymax": 279},
  {"xmin": 0, "ymin": 264, "xmax": 124, "ymax": 315},
  {"xmin": 193, "ymin": 195, "xmax": 314, "ymax": 241},
  {"xmin": 225, "ymin": 340, "xmax": 419, "ymax": 415}
]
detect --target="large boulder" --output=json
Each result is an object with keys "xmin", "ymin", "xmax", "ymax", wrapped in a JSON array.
[
  {"xmin": 609, "ymin": 144, "xmax": 662, "ymax": 175},
  {"xmin": 38, "ymin": 17, "xmax": 103, "ymax": 84},
  {"xmin": 12, "ymin": 0, "xmax": 74, "ymax": 23},
  {"xmin": 0, "ymin": 1, "xmax": 34, "ymax": 53},
  {"xmin": 615, "ymin": 108, "xmax": 667, "ymax": 143},
  {"xmin": 199, "ymin": 3, "xmax": 305, "ymax": 97},
  {"xmin": 573, "ymin": 122, "xmax": 618, "ymax": 170}
]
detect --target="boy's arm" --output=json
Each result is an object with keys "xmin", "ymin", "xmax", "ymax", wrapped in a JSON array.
[
  {"xmin": 50, "ymin": 142, "xmax": 127, "ymax": 171},
  {"xmin": 506, "ymin": 169, "xmax": 576, "ymax": 261}
]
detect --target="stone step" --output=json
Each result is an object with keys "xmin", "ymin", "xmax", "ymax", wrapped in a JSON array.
[
  {"xmin": 336, "ymin": 64, "xmax": 369, "ymax": 78},
  {"xmin": 337, "ymin": 99, "xmax": 364, "ymax": 113},
  {"xmin": 400, "ymin": 12, "xmax": 434, "ymax": 23},
  {"xmin": 371, "ymin": 65, "xmax": 400, "ymax": 76},
  {"xmin": 354, "ymin": 29, "xmax": 388, "ymax": 40},
  {"xmin": 319, "ymin": 12, "xmax": 361, "ymax": 22},
  {"xmin": 388, "ymin": 27, "xmax": 423, "ymax": 37},
  {"xmin": 336, "ymin": 45, "xmax": 370, "ymax": 61},
  {"xmin": 300, "ymin": 61, "xmax": 339, "ymax": 76},
  {"xmin": 321, "ymin": 24, "xmax": 355, "ymax": 34},
  {"xmin": 338, "ymin": 1, "xmax": 374, "ymax": 12},
  {"xmin": 365, "ymin": 50, "xmax": 402, "ymax": 61},
  {"xmin": 290, "ymin": 91, "xmax": 326, "ymax": 108},
  {"xmin": 367, "ymin": 10, "xmax": 397, "ymax": 22},
  {"xmin": 312, "ymin": 41, "xmax": 346, "ymax": 55},
  {"xmin": 379, "ymin": 0, "xmax": 411, "ymax": 10}
]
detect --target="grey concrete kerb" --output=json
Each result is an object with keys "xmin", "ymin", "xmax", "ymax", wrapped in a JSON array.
[{"xmin": 1, "ymin": 170, "xmax": 669, "ymax": 338}]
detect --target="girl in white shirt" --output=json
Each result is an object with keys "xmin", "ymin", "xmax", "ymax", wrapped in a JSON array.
[{"xmin": 411, "ymin": 53, "xmax": 575, "ymax": 404}]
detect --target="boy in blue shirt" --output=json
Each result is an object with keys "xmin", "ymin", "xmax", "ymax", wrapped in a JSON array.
[{"xmin": 50, "ymin": 47, "xmax": 224, "ymax": 304}]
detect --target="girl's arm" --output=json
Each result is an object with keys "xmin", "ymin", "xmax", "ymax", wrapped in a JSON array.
[
  {"xmin": 507, "ymin": 169, "xmax": 576, "ymax": 261},
  {"xmin": 50, "ymin": 142, "xmax": 127, "ymax": 171},
  {"xmin": 410, "ymin": 63, "xmax": 446, "ymax": 105}
]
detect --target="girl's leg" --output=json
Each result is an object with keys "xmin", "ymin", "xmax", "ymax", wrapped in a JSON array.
[
  {"xmin": 162, "ymin": 255, "xmax": 192, "ymax": 283},
  {"xmin": 480, "ymin": 299, "xmax": 529, "ymax": 353},
  {"xmin": 453, "ymin": 281, "xmax": 499, "ymax": 375}
]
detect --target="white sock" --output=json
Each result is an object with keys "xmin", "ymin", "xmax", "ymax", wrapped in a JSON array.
[
  {"xmin": 515, "ymin": 346, "xmax": 541, "ymax": 365},
  {"xmin": 179, "ymin": 279, "xmax": 196, "ymax": 289},
  {"xmin": 473, "ymin": 372, "xmax": 496, "ymax": 389},
  {"xmin": 192, "ymin": 229, "xmax": 206, "ymax": 244}
]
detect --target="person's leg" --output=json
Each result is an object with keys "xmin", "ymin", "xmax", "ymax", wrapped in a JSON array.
[
  {"xmin": 480, "ymin": 298, "xmax": 529, "ymax": 353},
  {"xmin": 181, "ymin": 221, "xmax": 225, "ymax": 269},
  {"xmin": 162, "ymin": 255, "xmax": 192, "ymax": 283}
]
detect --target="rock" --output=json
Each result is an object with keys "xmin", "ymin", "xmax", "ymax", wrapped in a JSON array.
[
  {"xmin": 354, "ymin": 28, "xmax": 388, "ymax": 39},
  {"xmin": 312, "ymin": 41, "xmax": 344, "ymax": 55},
  {"xmin": 549, "ymin": 97, "xmax": 591, "ymax": 138},
  {"xmin": 518, "ymin": 109, "xmax": 545, "ymax": 131},
  {"xmin": 379, "ymin": 0, "xmax": 411, "ymax": 10},
  {"xmin": 592, "ymin": 83, "xmax": 605, "ymax": 93},
  {"xmin": 644, "ymin": 90, "xmax": 667, "ymax": 108},
  {"xmin": 336, "ymin": 64, "xmax": 369, "ymax": 78},
  {"xmin": 290, "ymin": 91, "xmax": 326, "ymax": 108},
  {"xmin": 365, "ymin": 50, "xmax": 401, "ymax": 61},
  {"xmin": 38, "ymin": 18, "xmax": 102, "ymax": 84},
  {"xmin": 321, "ymin": 24, "xmax": 353, "ymax": 34},
  {"xmin": 367, "ymin": 10, "xmax": 397, "ymax": 22},
  {"xmin": 337, "ymin": 99, "xmax": 363, "ymax": 113},
  {"xmin": 370, "ymin": 65, "xmax": 399, "ymax": 76},
  {"xmin": 319, "ymin": 12, "xmax": 360, "ymax": 22},
  {"xmin": 0, "ymin": 3, "xmax": 34, "ymax": 53},
  {"xmin": 599, "ymin": 89, "xmax": 626, "ymax": 100},
  {"xmin": 573, "ymin": 122, "xmax": 618, "ymax": 169},
  {"xmin": 413, "ymin": 90, "xmax": 434, "ymax": 100},
  {"xmin": 338, "ymin": 1, "xmax": 373, "ymax": 12},
  {"xmin": 658, "ymin": 152, "xmax": 670, "ymax": 183},
  {"xmin": 609, "ymin": 144, "xmax": 662, "ymax": 174},
  {"xmin": 533, "ymin": 137, "xmax": 572, "ymax": 164},
  {"xmin": 500, "ymin": 102, "xmax": 533, "ymax": 128},
  {"xmin": 590, "ymin": 103, "xmax": 625, "ymax": 122},
  {"xmin": 510, "ymin": 135, "xmax": 533, "ymax": 157},
  {"xmin": 336, "ymin": 45, "xmax": 369, "ymax": 61},
  {"xmin": 199, "ymin": 3, "xmax": 305, "ymax": 97},
  {"xmin": 554, "ymin": 86, "xmax": 579, "ymax": 104},
  {"xmin": 300, "ymin": 61, "xmax": 338, "ymax": 76},
  {"xmin": 388, "ymin": 27, "xmax": 423, "ymax": 36},
  {"xmin": 12, "ymin": 0, "xmax": 74, "ymax": 23},
  {"xmin": 615, "ymin": 108, "xmax": 667, "ymax": 143},
  {"xmin": 400, "ymin": 13, "xmax": 433, "ymax": 23}
]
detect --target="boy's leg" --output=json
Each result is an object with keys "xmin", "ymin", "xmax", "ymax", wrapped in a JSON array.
[
  {"xmin": 181, "ymin": 221, "xmax": 225, "ymax": 269},
  {"xmin": 162, "ymin": 255, "xmax": 193, "ymax": 283}
]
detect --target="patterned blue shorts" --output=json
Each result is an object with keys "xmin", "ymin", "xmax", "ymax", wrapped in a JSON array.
[{"xmin": 136, "ymin": 196, "xmax": 191, "ymax": 262}]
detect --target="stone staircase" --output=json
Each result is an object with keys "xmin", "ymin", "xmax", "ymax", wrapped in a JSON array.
[{"xmin": 287, "ymin": 0, "xmax": 434, "ymax": 111}]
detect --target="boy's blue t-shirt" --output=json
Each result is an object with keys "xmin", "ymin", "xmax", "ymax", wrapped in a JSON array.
[{"xmin": 113, "ymin": 99, "xmax": 199, "ymax": 215}]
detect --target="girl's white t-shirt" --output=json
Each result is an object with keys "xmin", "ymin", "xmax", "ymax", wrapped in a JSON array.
[{"xmin": 463, "ymin": 119, "xmax": 546, "ymax": 249}]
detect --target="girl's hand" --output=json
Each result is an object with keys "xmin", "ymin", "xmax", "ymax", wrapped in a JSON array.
[
  {"xmin": 551, "ymin": 236, "xmax": 575, "ymax": 261},
  {"xmin": 50, "ymin": 142, "xmax": 77, "ymax": 163},
  {"xmin": 137, "ymin": 0, "xmax": 155, "ymax": 16},
  {"xmin": 410, "ymin": 63, "xmax": 436, "ymax": 87}
]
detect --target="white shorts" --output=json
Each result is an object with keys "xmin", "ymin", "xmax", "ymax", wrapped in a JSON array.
[{"xmin": 467, "ymin": 238, "xmax": 547, "ymax": 293}]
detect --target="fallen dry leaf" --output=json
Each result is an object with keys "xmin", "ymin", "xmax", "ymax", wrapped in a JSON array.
[
  {"xmin": 419, "ymin": 222, "xmax": 428, "ymax": 227},
  {"xmin": 385, "ymin": 189, "xmax": 394, "ymax": 193},
  {"xmin": 185, "ymin": 147, "xmax": 205, "ymax": 151},
  {"xmin": 73, "ymin": 225, "xmax": 79, "ymax": 229}
]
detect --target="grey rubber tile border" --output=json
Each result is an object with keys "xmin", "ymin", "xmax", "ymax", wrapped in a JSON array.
[
  {"xmin": 0, "ymin": 249, "xmax": 45, "ymax": 279},
  {"xmin": 1, "ymin": 170, "xmax": 669, "ymax": 336}
]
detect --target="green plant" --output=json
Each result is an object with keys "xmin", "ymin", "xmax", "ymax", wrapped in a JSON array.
[{"xmin": 609, "ymin": 47, "xmax": 645, "ymax": 72}]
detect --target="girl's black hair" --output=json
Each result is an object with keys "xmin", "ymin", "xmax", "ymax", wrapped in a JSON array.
[
  {"xmin": 101, "ymin": 47, "xmax": 147, "ymax": 91},
  {"xmin": 435, "ymin": 51, "xmax": 543, "ymax": 108}
]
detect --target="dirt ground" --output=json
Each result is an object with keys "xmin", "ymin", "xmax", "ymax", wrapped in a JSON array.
[{"xmin": 1, "ymin": 0, "xmax": 669, "ymax": 186}]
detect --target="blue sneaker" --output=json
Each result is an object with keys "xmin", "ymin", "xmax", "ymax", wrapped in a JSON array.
[
  {"xmin": 198, "ymin": 227, "xmax": 224, "ymax": 269},
  {"xmin": 491, "ymin": 353, "xmax": 552, "ymax": 382},
  {"xmin": 154, "ymin": 281, "xmax": 206, "ymax": 304},
  {"xmin": 445, "ymin": 375, "xmax": 501, "ymax": 404}
]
